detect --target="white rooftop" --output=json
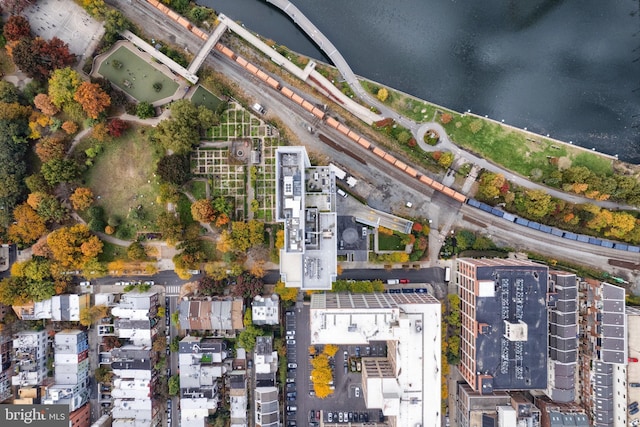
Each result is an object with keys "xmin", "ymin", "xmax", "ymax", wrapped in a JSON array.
[{"xmin": 310, "ymin": 293, "xmax": 441, "ymax": 426}]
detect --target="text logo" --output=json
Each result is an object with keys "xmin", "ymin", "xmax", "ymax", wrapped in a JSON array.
[{"xmin": 0, "ymin": 405, "xmax": 68, "ymax": 427}]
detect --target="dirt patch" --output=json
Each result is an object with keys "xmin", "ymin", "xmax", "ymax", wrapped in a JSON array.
[{"xmin": 556, "ymin": 156, "xmax": 572, "ymax": 170}]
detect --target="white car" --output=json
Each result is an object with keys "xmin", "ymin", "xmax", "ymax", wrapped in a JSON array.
[
  {"xmin": 355, "ymin": 387, "xmax": 360, "ymax": 398},
  {"xmin": 287, "ymin": 339, "xmax": 296, "ymax": 345}
]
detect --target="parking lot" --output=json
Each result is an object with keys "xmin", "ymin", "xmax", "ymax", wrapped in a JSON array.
[{"xmin": 284, "ymin": 305, "xmax": 386, "ymax": 427}]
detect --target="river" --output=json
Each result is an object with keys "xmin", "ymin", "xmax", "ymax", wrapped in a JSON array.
[{"xmin": 199, "ymin": 0, "xmax": 640, "ymax": 163}]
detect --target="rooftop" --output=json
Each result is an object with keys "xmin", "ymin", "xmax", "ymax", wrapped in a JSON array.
[{"xmin": 459, "ymin": 259, "xmax": 549, "ymax": 392}]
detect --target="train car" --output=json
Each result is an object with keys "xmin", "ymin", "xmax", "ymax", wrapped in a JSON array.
[
  {"xmin": 280, "ymin": 86, "xmax": 295, "ymax": 99},
  {"xmin": 600, "ymin": 240, "xmax": 614, "ymax": 248},
  {"xmin": 527, "ymin": 222, "xmax": 541, "ymax": 231},
  {"xmin": 167, "ymin": 10, "xmax": 180, "ymax": 20},
  {"xmin": 550, "ymin": 228, "xmax": 564, "ymax": 237},
  {"xmin": 291, "ymin": 93, "xmax": 305, "ymax": 105},
  {"xmin": 357, "ymin": 138, "xmax": 372, "ymax": 150},
  {"xmin": 236, "ymin": 56, "xmax": 249, "ymax": 67},
  {"xmin": 588, "ymin": 237, "xmax": 603, "ymax": 246},
  {"xmin": 614, "ymin": 243, "xmax": 629, "ymax": 251},
  {"xmin": 336, "ymin": 124, "xmax": 351, "ymax": 136},
  {"xmin": 539, "ymin": 224, "xmax": 552, "ymax": 233},
  {"xmin": 192, "ymin": 28, "xmax": 207, "ymax": 40},
  {"xmin": 347, "ymin": 131, "xmax": 361, "ymax": 143},
  {"xmin": 148, "ymin": 0, "xmax": 160, "ymax": 7},
  {"xmin": 372, "ymin": 147, "xmax": 386, "ymax": 158},
  {"xmin": 503, "ymin": 212, "xmax": 516, "ymax": 222},
  {"xmin": 419, "ymin": 175, "xmax": 434, "ymax": 186},
  {"xmin": 442, "ymin": 187, "xmax": 456, "ymax": 198},
  {"xmin": 383, "ymin": 153, "xmax": 397, "ymax": 165},
  {"xmin": 301, "ymin": 100, "xmax": 315, "ymax": 113},
  {"xmin": 490, "ymin": 208, "xmax": 503, "ymax": 217},
  {"xmin": 627, "ymin": 245, "xmax": 640, "ymax": 253},
  {"xmin": 467, "ymin": 198, "xmax": 481, "ymax": 208},
  {"xmin": 245, "ymin": 63, "xmax": 259, "ymax": 75},
  {"xmin": 256, "ymin": 70, "xmax": 269, "ymax": 82},
  {"xmin": 326, "ymin": 116, "xmax": 340, "ymax": 129},
  {"xmin": 478, "ymin": 203, "xmax": 492, "ymax": 213},
  {"xmin": 515, "ymin": 217, "xmax": 529, "ymax": 226},
  {"xmin": 576, "ymin": 234, "xmax": 589, "ymax": 243},
  {"xmin": 265, "ymin": 77, "xmax": 280, "ymax": 90},
  {"xmin": 452, "ymin": 191, "xmax": 467, "ymax": 203},
  {"xmin": 311, "ymin": 107, "xmax": 325, "ymax": 120},
  {"xmin": 177, "ymin": 17, "xmax": 192, "ymax": 30},
  {"xmin": 395, "ymin": 160, "xmax": 408, "ymax": 171},
  {"xmin": 157, "ymin": 3, "xmax": 170, "ymax": 13},
  {"xmin": 563, "ymin": 232, "xmax": 578, "ymax": 241},
  {"xmin": 404, "ymin": 166, "xmax": 418, "ymax": 178},
  {"xmin": 431, "ymin": 181, "xmax": 445, "ymax": 192}
]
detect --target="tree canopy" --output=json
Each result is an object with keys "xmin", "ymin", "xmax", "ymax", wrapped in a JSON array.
[
  {"xmin": 47, "ymin": 224, "xmax": 103, "ymax": 269},
  {"xmin": 153, "ymin": 100, "xmax": 214, "ymax": 154}
]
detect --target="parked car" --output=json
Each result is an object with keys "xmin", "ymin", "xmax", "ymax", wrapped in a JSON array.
[
  {"xmin": 355, "ymin": 387, "xmax": 360, "ymax": 398},
  {"xmin": 355, "ymin": 347, "xmax": 361, "ymax": 357},
  {"xmin": 631, "ymin": 383, "xmax": 640, "ymax": 387},
  {"xmin": 287, "ymin": 405, "xmax": 297, "ymax": 412},
  {"xmin": 399, "ymin": 279, "xmax": 410, "ymax": 284},
  {"xmin": 630, "ymin": 357, "xmax": 639, "ymax": 363},
  {"xmin": 632, "ymin": 407, "xmax": 640, "ymax": 416},
  {"xmin": 631, "ymin": 419, "xmax": 640, "ymax": 427},
  {"xmin": 286, "ymin": 311, "xmax": 295, "ymax": 316},
  {"xmin": 338, "ymin": 412, "xmax": 343, "ymax": 422},
  {"xmin": 287, "ymin": 339, "xmax": 296, "ymax": 345},
  {"xmin": 327, "ymin": 412, "xmax": 333, "ymax": 422},
  {"xmin": 288, "ymin": 363, "xmax": 298, "ymax": 369},
  {"xmin": 343, "ymin": 350, "xmax": 348, "ymax": 361}
]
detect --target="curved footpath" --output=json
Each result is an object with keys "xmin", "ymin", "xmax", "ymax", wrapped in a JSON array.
[{"xmin": 266, "ymin": 0, "xmax": 635, "ymax": 210}]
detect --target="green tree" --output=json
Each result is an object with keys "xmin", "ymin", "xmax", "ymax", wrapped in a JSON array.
[
  {"xmin": 156, "ymin": 212, "xmax": 184, "ymax": 244},
  {"xmin": 156, "ymin": 154, "xmax": 190, "ymax": 185},
  {"xmin": 153, "ymin": 100, "xmax": 205, "ymax": 154},
  {"xmin": 94, "ymin": 366, "xmax": 113, "ymax": 384},
  {"xmin": 519, "ymin": 189, "xmax": 553, "ymax": 220},
  {"xmin": 236, "ymin": 324, "xmax": 264, "ymax": 352},
  {"xmin": 41, "ymin": 158, "xmax": 80, "ymax": 185},
  {"xmin": 127, "ymin": 242, "xmax": 147, "ymax": 260},
  {"xmin": 136, "ymin": 101, "xmax": 155, "ymax": 119},
  {"xmin": 274, "ymin": 280, "xmax": 298, "ymax": 302},
  {"xmin": 168, "ymin": 375, "xmax": 180, "ymax": 396}
]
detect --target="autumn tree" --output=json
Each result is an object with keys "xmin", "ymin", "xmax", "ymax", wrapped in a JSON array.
[
  {"xmin": 229, "ymin": 220, "xmax": 264, "ymax": 252},
  {"xmin": 34, "ymin": 93, "xmax": 60, "ymax": 116},
  {"xmin": 12, "ymin": 37, "xmax": 76, "ymax": 80},
  {"xmin": 107, "ymin": 118, "xmax": 128, "ymax": 137},
  {"xmin": 34, "ymin": 194, "xmax": 68, "ymax": 223},
  {"xmin": 70, "ymin": 187, "xmax": 94, "ymax": 211},
  {"xmin": 156, "ymin": 212, "xmax": 183, "ymax": 244},
  {"xmin": 232, "ymin": 273, "xmax": 264, "ymax": 299},
  {"xmin": 477, "ymin": 172, "xmax": 506, "ymax": 200},
  {"xmin": 437, "ymin": 151, "xmax": 454, "ymax": 169},
  {"xmin": 48, "ymin": 67, "xmax": 82, "ymax": 108},
  {"xmin": 79, "ymin": 304, "xmax": 109, "ymax": 326},
  {"xmin": 376, "ymin": 88, "xmax": 388, "ymax": 102},
  {"xmin": 8, "ymin": 203, "xmax": 47, "ymax": 246},
  {"xmin": 274, "ymin": 280, "xmax": 298, "ymax": 302},
  {"xmin": 47, "ymin": 224, "xmax": 103, "ymax": 269},
  {"xmin": 35, "ymin": 134, "xmax": 67, "ymax": 163},
  {"xmin": 198, "ymin": 275, "xmax": 226, "ymax": 296},
  {"xmin": 61, "ymin": 121, "xmax": 78, "ymax": 134},
  {"xmin": 74, "ymin": 81, "xmax": 111, "ymax": 119},
  {"xmin": 191, "ymin": 199, "xmax": 216, "ymax": 223},
  {"xmin": 517, "ymin": 189, "xmax": 553, "ymax": 220},
  {"xmin": 3, "ymin": 15, "xmax": 31, "ymax": 41}
]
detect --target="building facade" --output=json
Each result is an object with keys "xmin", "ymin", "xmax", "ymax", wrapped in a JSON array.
[{"xmin": 12, "ymin": 330, "xmax": 48, "ymax": 387}]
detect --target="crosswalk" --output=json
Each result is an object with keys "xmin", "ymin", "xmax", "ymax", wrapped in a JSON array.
[{"xmin": 165, "ymin": 285, "xmax": 181, "ymax": 295}]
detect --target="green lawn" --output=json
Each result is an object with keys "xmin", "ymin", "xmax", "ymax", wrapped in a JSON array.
[
  {"xmin": 97, "ymin": 45, "xmax": 179, "ymax": 103},
  {"xmin": 572, "ymin": 152, "xmax": 613, "ymax": 176},
  {"xmin": 85, "ymin": 125, "xmax": 165, "ymax": 240},
  {"xmin": 378, "ymin": 233, "xmax": 406, "ymax": 251},
  {"xmin": 360, "ymin": 80, "xmax": 439, "ymax": 123},
  {"xmin": 98, "ymin": 241, "xmax": 127, "ymax": 262},
  {"xmin": 189, "ymin": 85, "xmax": 223, "ymax": 112},
  {"xmin": 176, "ymin": 193, "xmax": 195, "ymax": 226},
  {"xmin": 187, "ymin": 180, "xmax": 207, "ymax": 200}
]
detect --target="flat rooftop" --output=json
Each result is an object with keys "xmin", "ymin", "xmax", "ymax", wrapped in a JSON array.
[{"xmin": 472, "ymin": 262, "xmax": 549, "ymax": 391}]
